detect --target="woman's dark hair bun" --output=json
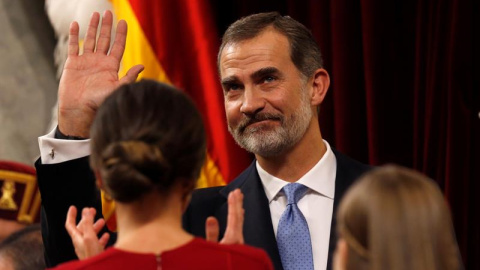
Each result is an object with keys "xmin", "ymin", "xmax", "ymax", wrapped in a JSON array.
[
  {"xmin": 99, "ymin": 140, "xmax": 171, "ymax": 203},
  {"xmin": 90, "ymin": 80, "xmax": 206, "ymax": 203}
]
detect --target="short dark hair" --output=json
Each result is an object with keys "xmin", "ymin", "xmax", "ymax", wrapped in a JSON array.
[
  {"xmin": 89, "ymin": 80, "xmax": 206, "ymax": 203},
  {"xmin": 0, "ymin": 224, "xmax": 45, "ymax": 270},
  {"xmin": 218, "ymin": 12, "xmax": 323, "ymax": 78}
]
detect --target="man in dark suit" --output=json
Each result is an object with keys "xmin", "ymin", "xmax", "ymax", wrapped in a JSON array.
[{"xmin": 36, "ymin": 11, "xmax": 370, "ymax": 269}]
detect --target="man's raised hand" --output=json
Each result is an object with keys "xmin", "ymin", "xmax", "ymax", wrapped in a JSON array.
[{"xmin": 58, "ymin": 10, "xmax": 143, "ymax": 138}]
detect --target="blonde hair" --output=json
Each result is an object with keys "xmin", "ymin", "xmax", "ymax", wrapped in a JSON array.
[{"xmin": 337, "ymin": 165, "xmax": 461, "ymax": 270}]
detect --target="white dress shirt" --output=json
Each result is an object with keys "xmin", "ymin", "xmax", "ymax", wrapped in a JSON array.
[
  {"xmin": 38, "ymin": 128, "xmax": 90, "ymax": 164},
  {"xmin": 257, "ymin": 140, "xmax": 337, "ymax": 270}
]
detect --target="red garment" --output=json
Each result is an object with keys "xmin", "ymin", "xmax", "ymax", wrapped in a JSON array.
[{"xmin": 50, "ymin": 238, "xmax": 273, "ymax": 270}]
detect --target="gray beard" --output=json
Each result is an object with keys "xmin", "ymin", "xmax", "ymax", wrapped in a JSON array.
[{"xmin": 228, "ymin": 93, "xmax": 313, "ymax": 158}]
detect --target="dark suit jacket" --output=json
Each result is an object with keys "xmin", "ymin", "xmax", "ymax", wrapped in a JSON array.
[
  {"xmin": 36, "ymin": 149, "xmax": 370, "ymax": 269},
  {"xmin": 183, "ymin": 149, "xmax": 371, "ymax": 270}
]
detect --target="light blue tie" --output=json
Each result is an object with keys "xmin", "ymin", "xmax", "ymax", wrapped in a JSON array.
[{"xmin": 277, "ymin": 183, "xmax": 314, "ymax": 270}]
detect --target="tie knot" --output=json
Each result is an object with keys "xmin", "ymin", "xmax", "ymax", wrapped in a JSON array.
[{"xmin": 283, "ymin": 183, "xmax": 308, "ymax": 205}]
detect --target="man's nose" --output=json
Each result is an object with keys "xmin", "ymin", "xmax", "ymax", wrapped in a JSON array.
[{"xmin": 240, "ymin": 86, "xmax": 265, "ymax": 116}]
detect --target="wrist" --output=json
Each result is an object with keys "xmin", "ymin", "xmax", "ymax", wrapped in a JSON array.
[
  {"xmin": 58, "ymin": 108, "xmax": 95, "ymax": 138},
  {"xmin": 55, "ymin": 126, "xmax": 88, "ymax": 140}
]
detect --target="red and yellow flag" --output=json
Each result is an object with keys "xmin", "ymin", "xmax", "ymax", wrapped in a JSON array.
[{"xmin": 102, "ymin": 0, "xmax": 252, "ymax": 229}]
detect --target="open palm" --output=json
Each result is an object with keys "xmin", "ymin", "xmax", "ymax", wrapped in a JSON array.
[{"xmin": 58, "ymin": 11, "xmax": 143, "ymax": 137}]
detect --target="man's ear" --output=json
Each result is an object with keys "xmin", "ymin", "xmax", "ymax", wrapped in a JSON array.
[{"xmin": 309, "ymin": 68, "xmax": 330, "ymax": 106}]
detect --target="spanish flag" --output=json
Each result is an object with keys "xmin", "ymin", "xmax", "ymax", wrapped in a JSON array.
[{"xmin": 102, "ymin": 0, "xmax": 252, "ymax": 229}]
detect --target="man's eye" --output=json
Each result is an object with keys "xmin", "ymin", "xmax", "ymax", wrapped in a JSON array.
[
  {"xmin": 228, "ymin": 84, "xmax": 242, "ymax": 91},
  {"xmin": 263, "ymin": 76, "xmax": 276, "ymax": 83}
]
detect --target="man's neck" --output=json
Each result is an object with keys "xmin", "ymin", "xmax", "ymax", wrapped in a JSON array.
[{"xmin": 256, "ymin": 123, "xmax": 326, "ymax": 182}]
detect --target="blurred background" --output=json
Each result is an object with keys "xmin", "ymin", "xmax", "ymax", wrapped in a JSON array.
[
  {"xmin": 0, "ymin": 0, "xmax": 478, "ymax": 268},
  {"xmin": 0, "ymin": 0, "xmax": 56, "ymax": 163}
]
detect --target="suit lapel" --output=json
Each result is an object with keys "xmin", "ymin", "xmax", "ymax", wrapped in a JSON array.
[
  {"xmin": 218, "ymin": 162, "xmax": 284, "ymax": 270},
  {"xmin": 326, "ymin": 150, "xmax": 346, "ymax": 269}
]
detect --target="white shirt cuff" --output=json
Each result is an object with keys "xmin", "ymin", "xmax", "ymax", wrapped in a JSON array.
[{"xmin": 38, "ymin": 128, "xmax": 91, "ymax": 164}]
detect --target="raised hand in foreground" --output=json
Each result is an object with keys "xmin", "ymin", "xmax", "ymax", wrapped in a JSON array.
[
  {"xmin": 65, "ymin": 206, "xmax": 110, "ymax": 260},
  {"xmin": 206, "ymin": 189, "xmax": 245, "ymax": 244},
  {"xmin": 66, "ymin": 189, "xmax": 245, "ymax": 260},
  {"xmin": 58, "ymin": 10, "xmax": 143, "ymax": 138}
]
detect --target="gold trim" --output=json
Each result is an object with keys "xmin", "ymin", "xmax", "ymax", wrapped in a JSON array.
[
  {"xmin": 18, "ymin": 190, "xmax": 41, "ymax": 224},
  {"xmin": 0, "ymin": 181, "xmax": 18, "ymax": 210},
  {"xmin": 0, "ymin": 169, "xmax": 38, "ymax": 224}
]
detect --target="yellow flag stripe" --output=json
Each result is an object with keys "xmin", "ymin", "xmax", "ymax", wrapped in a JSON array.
[
  {"xmin": 111, "ymin": 0, "xmax": 170, "ymax": 82},
  {"xmin": 102, "ymin": 0, "xmax": 226, "ymax": 224}
]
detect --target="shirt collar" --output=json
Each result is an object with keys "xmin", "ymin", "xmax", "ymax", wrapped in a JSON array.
[{"xmin": 258, "ymin": 140, "xmax": 337, "ymax": 202}]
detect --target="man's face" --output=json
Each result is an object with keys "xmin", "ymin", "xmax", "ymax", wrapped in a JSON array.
[{"xmin": 219, "ymin": 29, "xmax": 314, "ymax": 157}]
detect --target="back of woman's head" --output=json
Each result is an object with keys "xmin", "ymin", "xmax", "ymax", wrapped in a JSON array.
[
  {"xmin": 337, "ymin": 165, "xmax": 461, "ymax": 270},
  {"xmin": 89, "ymin": 80, "xmax": 206, "ymax": 203}
]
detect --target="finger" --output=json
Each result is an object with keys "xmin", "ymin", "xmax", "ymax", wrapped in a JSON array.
[
  {"xmin": 109, "ymin": 19, "xmax": 127, "ymax": 61},
  {"xmin": 82, "ymin": 208, "xmax": 99, "ymax": 239},
  {"xmin": 235, "ymin": 189, "xmax": 245, "ymax": 244},
  {"xmin": 221, "ymin": 192, "xmax": 236, "ymax": 243},
  {"xmin": 205, "ymin": 216, "xmax": 219, "ymax": 242},
  {"xmin": 119, "ymin": 65, "xmax": 144, "ymax": 85},
  {"xmin": 65, "ymin": 206, "xmax": 80, "ymax": 238},
  {"xmin": 229, "ymin": 190, "xmax": 243, "ymax": 230},
  {"xmin": 235, "ymin": 189, "xmax": 244, "ymax": 223},
  {"xmin": 98, "ymin": 233, "xmax": 110, "ymax": 248},
  {"xmin": 76, "ymin": 208, "xmax": 88, "ymax": 231},
  {"xmin": 83, "ymin": 12, "xmax": 101, "ymax": 54},
  {"xmin": 78, "ymin": 207, "xmax": 95, "ymax": 231},
  {"xmin": 233, "ymin": 189, "xmax": 244, "ymax": 222},
  {"xmin": 93, "ymin": 218, "xmax": 106, "ymax": 235},
  {"xmin": 89, "ymin": 207, "xmax": 97, "ymax": 217},
  {"xmin": 222, "ymin": 189, "xmax": 244, "ymax": 244},
  {"xmin": 95, "ymin": 10, "xmax": 113, "ymax": 54},
  {"xmin": 68, "ymin": 22, "xmax": 80, "ymax": 56}
]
